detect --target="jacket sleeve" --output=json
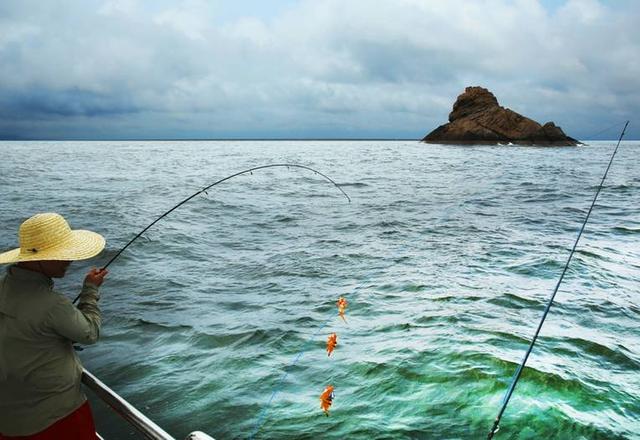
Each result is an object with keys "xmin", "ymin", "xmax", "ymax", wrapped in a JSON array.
[{"xmin": 47, "ymin": 282, "xmax": 102, "ymax": 345}]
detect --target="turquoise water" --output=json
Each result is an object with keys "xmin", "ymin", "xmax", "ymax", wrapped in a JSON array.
[{"xmin": 0, "ymin": 140, "xmax": 638, "ymax": 439}]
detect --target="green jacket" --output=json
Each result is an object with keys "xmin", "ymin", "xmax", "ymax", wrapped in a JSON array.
[{"xmin": 0, "ymin": 265, "xmax": 101, "ymax": 436}]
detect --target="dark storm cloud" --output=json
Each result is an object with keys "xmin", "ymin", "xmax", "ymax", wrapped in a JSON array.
[{"xmin": 1, "ymin": 89, "xmax": 139, "ymax": 118}]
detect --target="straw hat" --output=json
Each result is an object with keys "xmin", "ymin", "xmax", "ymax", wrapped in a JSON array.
[{"xmin": 0, "ymin": 213, "xmax": 105, "ymax": 264}]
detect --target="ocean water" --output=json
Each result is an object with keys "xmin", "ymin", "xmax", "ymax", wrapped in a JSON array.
[{"xmin": 0, "ymin": 140, "xmax": 638, "ymax": 440}]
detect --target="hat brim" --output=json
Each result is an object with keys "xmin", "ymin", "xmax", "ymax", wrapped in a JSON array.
[{"xmin": 0, "ymin": 230, "xmax": 106, "ymax": 264}]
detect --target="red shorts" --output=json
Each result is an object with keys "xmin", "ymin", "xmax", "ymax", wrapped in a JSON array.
[{"xmin": 0, "ymin": 401, "xmax": 97, "ymax": 440}]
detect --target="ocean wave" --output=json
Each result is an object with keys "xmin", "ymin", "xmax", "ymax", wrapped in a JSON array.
[
  {"xmin": 125, "ymin": 317, "xmax": 193, "ymax": 332},
  {"xmin": 611, "ymin": 225, "xmax": 640, "ymax": 234},
  {"xmin": 486, "ymin": 292, "xmax": 543, "ymax": 309},
  {"xmin": 556, "ymin": 337, "xmax": 640, "ymax": 370},
  {"xmin": 337, "ymin": 182, "xmax": 369, "ymax": 188},
  {"xmin": 505, "ymin": 257, "xmax": 564, "ymax": 277},
  {"xmin": 188, "ymin": 328, "xmax": 280, "ymax": 349}
]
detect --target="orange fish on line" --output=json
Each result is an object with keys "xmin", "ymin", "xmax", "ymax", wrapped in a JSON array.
[
  {"xmin": 320, "ymin": 385, "xmax": 335, "ymax": 416},
  {"xmin": 326, "ymin": 333, "xmax": 338, "ymax": 357},
  {"xmin": 337, "ymin": 297, "xmax": 348, "ymax": 323}
]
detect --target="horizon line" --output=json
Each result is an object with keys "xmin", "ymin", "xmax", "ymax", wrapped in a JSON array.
[{"xmin": 0, "ymin": 137, "xmax": 633, "ymax": 142}]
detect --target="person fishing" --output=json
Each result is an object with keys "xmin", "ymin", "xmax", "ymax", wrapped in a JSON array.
[{"xmin": 0, "ymin": 213, "xmax": 108, "ymax": 440}]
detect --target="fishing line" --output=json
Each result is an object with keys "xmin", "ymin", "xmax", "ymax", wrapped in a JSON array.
[
  {"xmin": 248, "ymin": 316, "xmax": 333, "ymax": 440},
  {"xmin": 248, "ymin": 280, "xmax": 374, "ymax": 440},
  {"xmin": 487, "ymin": 120, "xmax": 629, "ymax": 439},
  {"xmin": 72, "ymin": 163, "xmax": 350, "ymax": 305},
  {"xmin": 580, "ymin": 120, "xmax": 629, "ymax": 142}
]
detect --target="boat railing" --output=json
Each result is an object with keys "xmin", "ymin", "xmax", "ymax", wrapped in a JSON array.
[{"xmin": 82, "ymin": 368, "xmax": 215, "ymax": 440}]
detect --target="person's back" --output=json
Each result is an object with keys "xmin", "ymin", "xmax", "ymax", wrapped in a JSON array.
[{"xmin": 0, "ymin": 213, "xmax": 107, "ymax": 439}]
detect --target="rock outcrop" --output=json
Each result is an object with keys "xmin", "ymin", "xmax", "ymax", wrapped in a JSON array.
[{"xmin": 422, "ymin": 86, "xmax": 578, "ymax": 146}]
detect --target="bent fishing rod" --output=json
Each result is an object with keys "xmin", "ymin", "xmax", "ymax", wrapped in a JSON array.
[
  {"xmin": 487, "ymin": 120, "xmax": 630, "ymax": 439},
  {"xmin": 73, "ymin": 163, "xmax": 350, "ymax": 304}
]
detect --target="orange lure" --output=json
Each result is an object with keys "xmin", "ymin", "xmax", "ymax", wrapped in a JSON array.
[
  {"xmin": 320, "ymin": 385, "xmax": 335, "ymax": 416},
  {"xmin": 326, "ymin": 333, "xmax": 338, "ymax": 356},
  {"xmin": 337, "ymin": 297, "xmax": 348, "ymax": 322}
]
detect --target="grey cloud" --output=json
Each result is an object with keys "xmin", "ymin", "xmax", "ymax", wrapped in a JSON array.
[{"xmin": 0, "ymin": 0, "xmax": 638, "ymax": 139}]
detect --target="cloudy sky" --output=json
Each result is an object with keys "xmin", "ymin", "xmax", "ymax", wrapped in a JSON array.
[{"xmin": 1, "ymin": 0, "xmax": 638, "ymax": 140}]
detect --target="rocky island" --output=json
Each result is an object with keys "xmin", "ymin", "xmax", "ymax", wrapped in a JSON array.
[{"xmin": 422, "ymin": 86, "xmax": 578, "ymax": 146}]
